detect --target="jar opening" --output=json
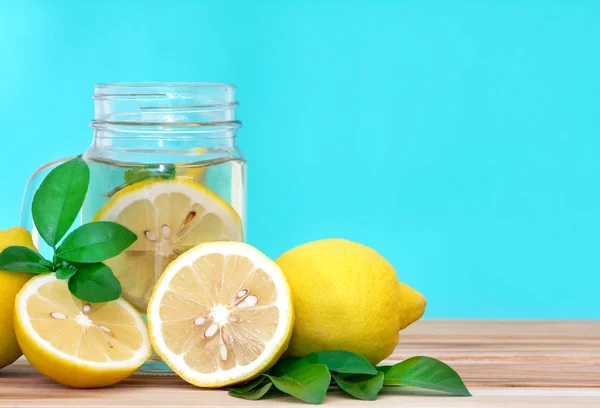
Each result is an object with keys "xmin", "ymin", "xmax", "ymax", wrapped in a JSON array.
[
  {"xmin": 94, "ymin": 81, "xmax": 236, "ymax": 92},
  {"xmin": 91, "ymin": 82, "xmax": 240, "ymax": 132}
]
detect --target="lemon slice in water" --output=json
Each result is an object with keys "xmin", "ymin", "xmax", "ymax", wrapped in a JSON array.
[
  {"xmin": 94, "ymin": 178, "xmax": 243, "ymax": 312},
  {"xmin": 147, "ymin": 242, "xmax": 294, "ymax": 388},
  {"xmin": 14, "ymin": 274, "xmax": 151, "ymax": 388}
]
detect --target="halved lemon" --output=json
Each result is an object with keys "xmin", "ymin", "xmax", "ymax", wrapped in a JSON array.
[
  {"xmin": 14, "ymin": 274, "xmax": 151, "ymax": 388},
  {"xmin": 94, "ymin": 178, "xmax": 243, "ymax": 312},
  {"xmin": 147, "ymin": 242, "xmax": 294, "ymax": 388}
]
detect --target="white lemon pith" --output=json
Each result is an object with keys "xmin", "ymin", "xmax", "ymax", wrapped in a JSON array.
[
  {"xmin": 0, "ymin": 226, "xmax": 37, "ymax": 369},
  {"xmin": 94, "ymin": 178, "xmax": 243, "ymax": 311},
  {"xmin": 147, "ymin": 242, "xmax": 294, "ymax": 388},
  {"xmin": 14, "ymin": 274, "xmax": 151, "ymax": 388}
]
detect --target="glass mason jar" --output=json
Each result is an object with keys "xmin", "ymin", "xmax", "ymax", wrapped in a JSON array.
[{"xmin": 21, "ymin": 82, "xmax": 246, "ymax": 373}]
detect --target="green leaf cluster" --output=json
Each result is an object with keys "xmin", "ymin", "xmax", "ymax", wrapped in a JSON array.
[
  {"xmin": 0, "ymin": 158, "xmax": 137, "ymax": 302},
  {"xmin": 227, "ymin": 350, "xmax": 471, "ymax": 404}
]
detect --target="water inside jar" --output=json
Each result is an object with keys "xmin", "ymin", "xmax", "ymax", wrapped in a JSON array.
[{"xmin": 84, "ymin": 155, "xmax": 246, "ymax": 374}]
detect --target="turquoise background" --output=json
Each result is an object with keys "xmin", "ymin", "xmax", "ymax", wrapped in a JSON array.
[{"xmin": 1, "ymin": 0, "xmax": 598, "ymax": 318}]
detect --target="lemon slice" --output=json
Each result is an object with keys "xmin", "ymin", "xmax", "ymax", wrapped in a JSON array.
[
  {"xmin": 14, "ymin": 274, "xmax": 151, "ymax": 388},
  {"xmin": 147, "ymin": 242, "xmax": 294, "ymax": 388},
  {"xmin": 176, "ymin": 148, "xmax": 208, "ymax": 184},
  {"xmin": 94, "ymin": 178, "xmax": 243, "ymax": 312},
  {"xmin": 177, "ymin": 166, "xmax": 206, "ymax": 184}
]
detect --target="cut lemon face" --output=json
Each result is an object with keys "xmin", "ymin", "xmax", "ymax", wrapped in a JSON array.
[
  {"xmin": 147, "ymin": 242, "xmax": 294, "ymax": 388},
  {"xmin": 14, "ymin": 274, "xmax": 151, "ymax": 388},
  {"xmin": 94, "ymin": 178, "xmax": 243, "ymax": 312}
]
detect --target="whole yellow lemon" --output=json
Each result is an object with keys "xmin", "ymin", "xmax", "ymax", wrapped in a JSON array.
[
  {"xmin": 276, "ymin": 239, "xmax": 426, "ymax": 365},
  {"xmin": 0, "ymin": 227, "xmax": 37, "ymax": 369}
]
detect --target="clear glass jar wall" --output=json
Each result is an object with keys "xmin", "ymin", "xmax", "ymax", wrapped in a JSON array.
[{"xmin": 21, "ymin": 82, "xmax": 246, "ymax": 373}]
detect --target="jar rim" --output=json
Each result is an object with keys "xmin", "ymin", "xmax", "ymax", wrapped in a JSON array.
[
  {"xmin": 95, "ymin": 82, "xmax": 235, "ymax": 91},
  {"xmin": 90, "ymin": 121, "xmax": 242, "ymax": 134},
  {"xmin": 93, "ymin": 82, "xmax": 239, "ymax": 130}
]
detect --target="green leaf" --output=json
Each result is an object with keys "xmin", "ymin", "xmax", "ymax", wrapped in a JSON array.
[
  {"xmin": 124, "ymin": 169, "xmax": 152, "ymax": 184},
  {"xmin": 67, "ymin": 262, "xmax": 122, "ymax": 302},
  {"xmin": 268, "ymin": 357, "xmax": 300, "ymax": 376},
  {"xmin": 376, "ymin": 365, "xmax": 393, "ymax": 374},
  {"xmin": 39, "ymin": 259, "xmax": 54, "ymax": 268},
  {"xmin": 103, "ymin": 165, "xmax": 178, "ymax": 198},
  {"xmin": 382, "ymin": 356, "xmax": 471, "ymax": 396},
  {"xmin": 56, "ymin": 222, "xmax": 137, "ymax": 263},
  {"xmin": 32, "ymin": 157, "xmax": 90, "ymax": 247},
  {"xmin": 228, "ymin": 378, "xmax": 273, "ymax": 400},
  {"xmin": 265, "ymin": 364, "xmax": 331, "ymax": 404},
  {"xmin": 291, "ymin": 351, "xmax": 378, "ymax": 375},
  {"xmin": 55, "ymin": 265, "xmax": 77, "ymax": 280},
  {"xmin": 124, "ymin": 164, "xmax": 176, "ymax": 184},
  {"xmin": 225, "ymin": 376, "xmax": 268, "ymax": 393},
  {"xmin": 0, "ymin": 246, "xmax": 52, "ymax": 274},
  {"xmin": 332, "ymin": 372, "xmax": 384, "ymax": 401}
]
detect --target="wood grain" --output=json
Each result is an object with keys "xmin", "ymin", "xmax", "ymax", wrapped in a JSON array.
[{"xmin": 1, "ymin": 320, "xmax": 599, "ymax": 407}]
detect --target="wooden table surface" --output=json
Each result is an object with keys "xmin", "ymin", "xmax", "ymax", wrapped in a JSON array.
[{"xmin": 1, "ymin": 320, "xmax": 599, "ymax": 407}]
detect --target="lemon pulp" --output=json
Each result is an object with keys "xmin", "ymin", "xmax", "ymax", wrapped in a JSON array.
[
  {"xmin": 94, "ymin": 178, "xmax": 243, "ymax": 312},
  {"xmin": 14, "ymin": 274, "xmax": 151, "ymax": 388},
  {"xmin": 147, "ymin": 242, "xmax": 294, "ymax": 388}
]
